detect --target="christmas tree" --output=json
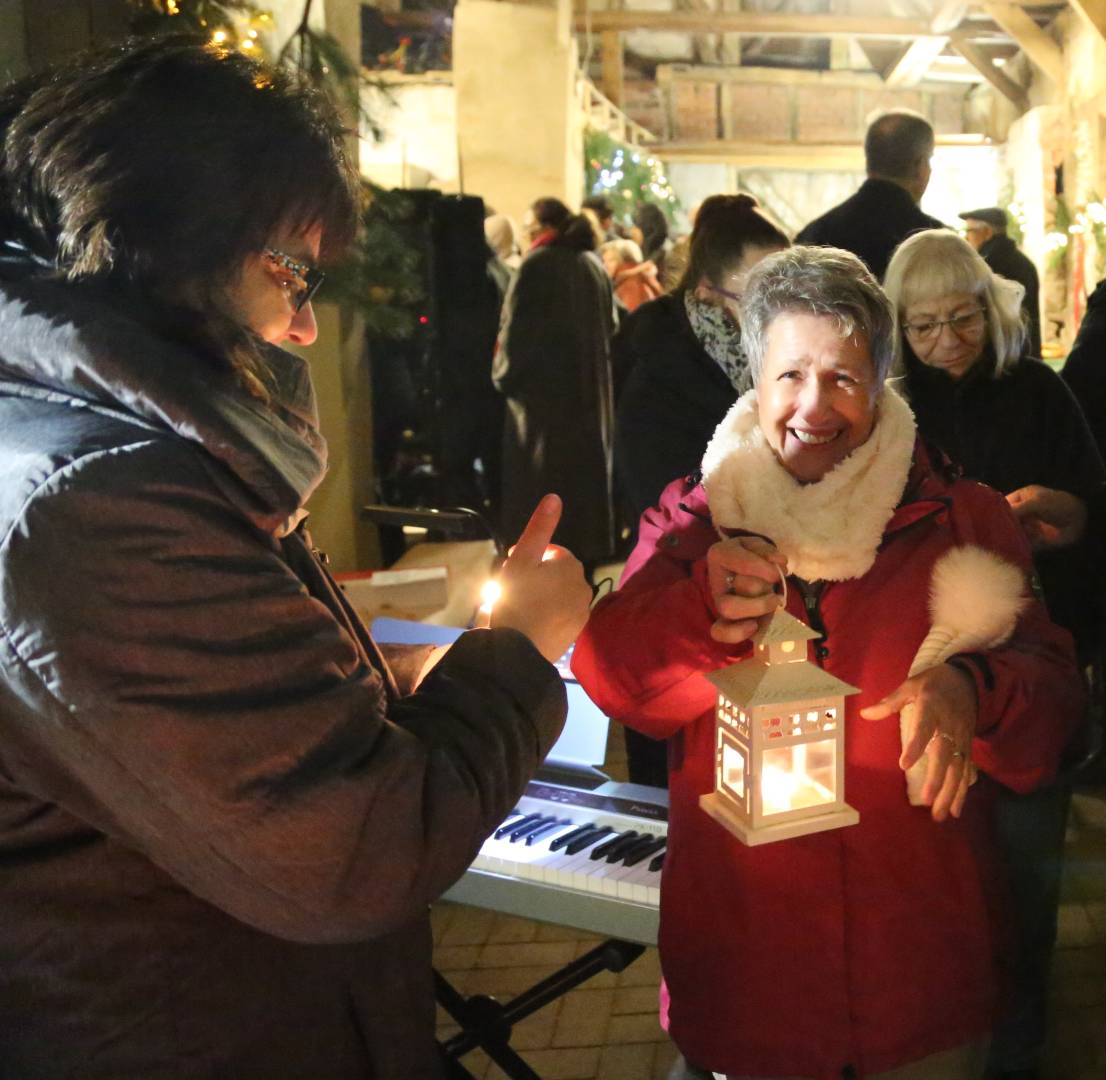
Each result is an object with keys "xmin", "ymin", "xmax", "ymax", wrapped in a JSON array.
[{"xmin": 585, "ymin": 128, "xmax": 679, "ymax": 227}]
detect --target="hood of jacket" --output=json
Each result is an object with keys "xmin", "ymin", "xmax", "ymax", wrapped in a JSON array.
[{"xmin": 0, "ymin": 277, "xmax": 327, "ymax": 534}]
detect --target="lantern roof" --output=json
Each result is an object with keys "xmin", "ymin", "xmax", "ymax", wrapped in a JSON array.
[
  {"xmin": 705, "ymin": 656, "xmax": 859, "ymax": 708},
  {"xmin": 753, "ymin": 607, "xmax": 820, "ymax": 646}
]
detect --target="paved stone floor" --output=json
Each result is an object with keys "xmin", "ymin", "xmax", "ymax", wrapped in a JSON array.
[{"xmin": 434, "ymin": 733, "xmax": 1106, "ymax": 1080}]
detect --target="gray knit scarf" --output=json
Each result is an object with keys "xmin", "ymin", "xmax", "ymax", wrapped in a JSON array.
[{"xmin": 684, "ymin": 291, "xmax": 751, "ymax": 392}]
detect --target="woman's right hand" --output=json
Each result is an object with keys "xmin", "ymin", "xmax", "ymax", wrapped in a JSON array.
[
  {"xmin": 491, "ymin": 494, "xmax": 594, "ymax": 664},
  {"xmin": 705, "ymin": 536, "xmax": 787, "ymax": 644}
]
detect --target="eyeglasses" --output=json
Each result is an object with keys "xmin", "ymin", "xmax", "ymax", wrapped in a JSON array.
[
  {"xmin": 706, "ymin": 283, "xmax": 742, "ymax": 303},
  {"xmin": 902, "ymin": 308, "xmax": 986, "ymax": 344},
  {"xmin": 263, "ymin": 247, "xmax": 325, "ymax": 312}
]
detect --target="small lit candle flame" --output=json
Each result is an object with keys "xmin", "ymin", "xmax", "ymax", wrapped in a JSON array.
[
  {"xmin": 479, "ymin": 579, "xmax": 502, "ymax": 616},
  {"xmin": 761, "ymin": 765, "xmax": 799, "ymax": 814}
]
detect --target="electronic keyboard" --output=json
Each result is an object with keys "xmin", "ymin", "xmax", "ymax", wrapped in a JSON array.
[{"xmin": 443, "ymin": 779, "xmax": 668, "ymax": 946}]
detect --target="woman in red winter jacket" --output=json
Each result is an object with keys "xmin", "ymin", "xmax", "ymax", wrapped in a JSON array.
[{"xmin": 572, "ymin": 246, "xmax": 1084, "ymax": 1080}]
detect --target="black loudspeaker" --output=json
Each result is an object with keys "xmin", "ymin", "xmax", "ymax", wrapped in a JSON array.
[{"xmin": 369, "ymin": 191, "xmax": 506, "ymax": 549}]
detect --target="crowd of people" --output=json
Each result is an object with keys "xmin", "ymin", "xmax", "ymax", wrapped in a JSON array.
[{"xmin": 0, "ymin": 34, "xmax": 1101, "ymax": 1080}]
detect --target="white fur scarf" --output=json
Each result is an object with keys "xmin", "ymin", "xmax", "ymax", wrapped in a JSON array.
[{"xmin": 701, "ymin": 385, "xmax": 917, "ymax": 582}]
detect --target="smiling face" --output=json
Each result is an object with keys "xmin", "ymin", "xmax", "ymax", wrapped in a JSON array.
[
  {"xmin": 757, "ymin": 311, "xmax": 880, "ymax": 484},
  {"xmin": 901, "ymin": 290, "xmax": 987, "ymax": 381},
  {"xmin": 224, "ymin": 224, "xmax": 323, "ymax": 347}
]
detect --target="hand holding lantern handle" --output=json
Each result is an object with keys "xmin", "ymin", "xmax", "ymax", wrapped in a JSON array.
[
  {"xmin": 490, "ymin": 494, "xmax": 593, "ymax": 664},
  {"xmin": 705, "ymin": 536, "xmax": 788, "ymax": 644}
]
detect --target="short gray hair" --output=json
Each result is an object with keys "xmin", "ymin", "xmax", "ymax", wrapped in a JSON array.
[
  {"xmin": 739, "ymin": 246, "xmax": 896, "ymax": 388},
  {"xmin": 883, "ymin": 229, "xmax": 1026, "ymax": 375}
]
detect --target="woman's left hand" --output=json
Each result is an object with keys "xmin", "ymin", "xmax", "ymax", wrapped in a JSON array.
[
  {"xmin": 859, "ymin": 663, "xmax": 978, "ymax": 822},
  {"xmin": 1006, "ymin": 485, "xmax": 1087, "ymax": 550}
]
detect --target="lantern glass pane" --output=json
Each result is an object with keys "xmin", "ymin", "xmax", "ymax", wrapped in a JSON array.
[
  {"xmin": 721, "ymin": 741, "xmax": 746, "ymax": 800},
  {"xmin": 760, "ymin": 740, "xmax": 837, "ymax": 815}
]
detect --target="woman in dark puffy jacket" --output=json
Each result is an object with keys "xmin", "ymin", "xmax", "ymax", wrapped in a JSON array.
[
  {"xmin": 0, "ymin": 39, "xmax": 590, "ymax": 1079},
  {"xmin": 612, "ymin": 196, "xmax": 788, "ymax": 784}
]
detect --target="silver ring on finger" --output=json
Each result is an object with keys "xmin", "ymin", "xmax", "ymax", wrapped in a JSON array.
[
  {"xmin": 724, "ymin": 573, "xmax": 736, "ymax": 593},
  {"xmin": 933, "ymin": 731, "xmax": 964, "ymax": 757}
]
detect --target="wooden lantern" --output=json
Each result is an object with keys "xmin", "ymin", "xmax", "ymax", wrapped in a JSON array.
[{"xmin": 699, "ymin": 608, "xmax": 860, "ymax": 846}]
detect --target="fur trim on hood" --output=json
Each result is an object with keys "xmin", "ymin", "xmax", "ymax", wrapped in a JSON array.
[{"xmin": 701, "ymin": 384, "xmax": 916, "ymax": 581}]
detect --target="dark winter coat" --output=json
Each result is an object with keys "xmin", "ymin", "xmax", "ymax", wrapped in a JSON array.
[
  {"xmin": 0, "ymin": 277, "xmax": 567, "ymax": 1079},
  {"xmin": 903, "ymin": 347, "xmax": 1106, "ymax": 659},
  {"xmin": 979, "ymin": 233, "xmax": 1041, "ymax": 359},
  {"xmin": 796, "ymin": 178, "xmax": 946, "ymax": 280},
  {"xmin": 1062, "ymin": 277, "xmax": 1106, "ymax": 461},
  {"xmin": 613, "ymin": 293, "xmax": 737, "ymax": 527},
  {"xmin": 573, "ymin": 448, "xmax": 1082, "ymax": 1079},
  {"xmin": 493, "ymin": 245, "xmax": 616, "ymax": 563}
]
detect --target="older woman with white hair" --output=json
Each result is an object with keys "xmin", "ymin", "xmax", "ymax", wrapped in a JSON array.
[
  {"xmin": 599, "ymin": 236, "xmax": 663, "ymax": 313},
  {"xmin": 573, "ymin": 246, "xmax": 1083, "ymax": 1080},
  {"xmin": 885, "ymin": 228, "xmax": 1106, "ymax": 1080}
]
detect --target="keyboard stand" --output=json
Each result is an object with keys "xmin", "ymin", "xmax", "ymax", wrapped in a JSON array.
[{"xmin": 435, "ymin": 938, "xmax": 647, "ymax": 1079}]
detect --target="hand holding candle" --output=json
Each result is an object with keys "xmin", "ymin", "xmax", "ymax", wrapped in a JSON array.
[{"xmin": 489, "ymin": 494, "xmax": 593, "ymax": 663}]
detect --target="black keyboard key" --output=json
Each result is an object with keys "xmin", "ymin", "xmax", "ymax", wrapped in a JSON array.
[
  {"xmin": 622, "ymin": 836, "xmax": 667, "ymax": 867},
  {"xmin": 604, "ymin": 832, "xmax": 649, "ymax": 863},
  {"xmin": 648, "ymin": 850, "xmax": 666, "ymax": 873},
  {"xmin": 565, "ymin": 825, "xmax": 613, "ymax": 856},
  {"xmin": 495, "ymin": 813, "xmax": 539, "ymax": 840},
  {"xmin": 525, "ymin": 818, "xmax": 570, "ymax": 846},
  {"xmin": 508, "ymin": 816, "xmax": 553, "ymax": 843},
  {"xmin": 590, "ymin": 830, "xmax": 639, "ymax": 861},
  {"xmin": 549, "ymin": 824, "xmax": 595, "ymax": 852}
]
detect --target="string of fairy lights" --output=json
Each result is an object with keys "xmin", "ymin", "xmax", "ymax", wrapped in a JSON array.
[{"xmin": 145, "ymin": 1, "xmax": 275, "ymax": 54}]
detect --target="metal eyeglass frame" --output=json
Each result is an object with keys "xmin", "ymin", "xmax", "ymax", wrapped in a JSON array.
[{"xmin": 263, "ymin": 247, "xmax": 325, "ymax": 312}]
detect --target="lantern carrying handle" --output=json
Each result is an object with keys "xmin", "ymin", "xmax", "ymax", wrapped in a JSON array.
[{"xmin": 713, "ymin": 527, "xmax": 789, "ymax": 611}]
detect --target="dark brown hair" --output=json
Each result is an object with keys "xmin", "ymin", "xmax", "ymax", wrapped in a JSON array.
[
  {"xmin": 674, "ymin": 194, "xmax": 789, "ymax": 295},
  {"xmin": 530, "ymin": 197, "xmax": 597, "ymax": 253},
  {"xmin": 0, "ymin": 36, "xmax": 359, "ymax": 397}
]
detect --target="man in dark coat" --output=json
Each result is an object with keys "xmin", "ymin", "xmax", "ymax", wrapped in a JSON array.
[
  {"xmin": 961, "ymin": 205, "xmax": 1042, "ymax": 358},
  {"xmin": 796, "ymin": 110, "xmax": 945, "ymax": 280}
]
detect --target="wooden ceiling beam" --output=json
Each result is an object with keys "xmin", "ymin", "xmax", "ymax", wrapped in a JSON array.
[
  {"xmin": 879, "ymin": 0, "xmax": 969, "ymax": 87},
  {"xmin": 883, "ymin": 36, "xmax": 951, "ymax": 86},
  {"xmin": 947, "ymin": 29, "xmax": 1029, "ymax": 108},
  {"xmin": 655, "ymin": 62, "xmax": 965, "ymax": 91},
  {"xmin": 655, "ymin": 133, "xmax": 990, "ymax": 168},
  {"xmin": 599, "ymin": 30, "xmax": 624, "ymax": 107},
  {"xmin": 976, "ymin": 0, "xmax": 1064, "ymax": 83},
  {"xmin": 572, "ymin": 10, "xmax": 933, "ymax": 39},
  {"xmin": 1065, "ymin": 0, "xmax": 1106, "ymax": 49}
]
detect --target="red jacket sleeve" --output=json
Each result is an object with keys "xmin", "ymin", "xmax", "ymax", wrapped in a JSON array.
[
  {"xmin": 951, "ymin": 481, "xmax": 1087, "ymax": 793},
  {"xmin": 572, "ymin": 480, "xmax": 747, "ymax": 737}
]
